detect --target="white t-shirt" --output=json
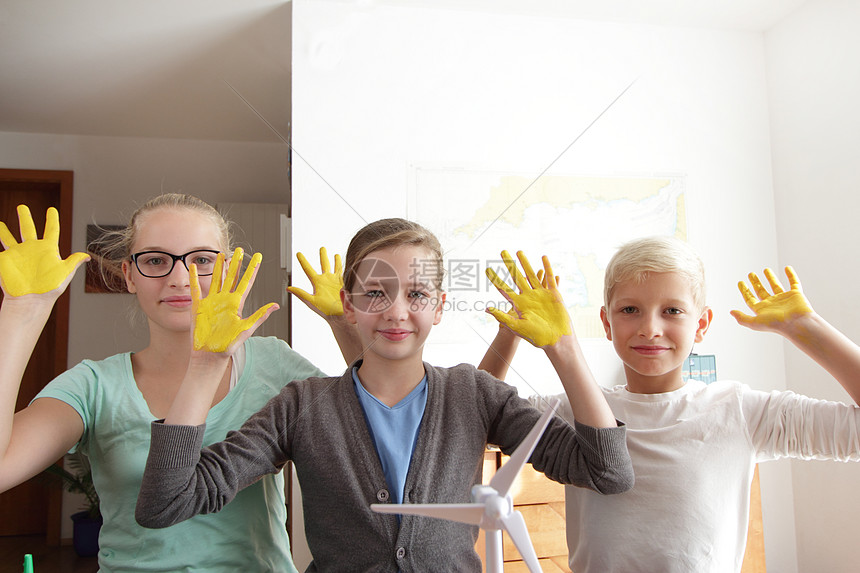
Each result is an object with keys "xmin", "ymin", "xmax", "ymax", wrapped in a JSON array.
[{"xmin": 539, "ymin": 380, "xmax": 860, "ymax": 573}]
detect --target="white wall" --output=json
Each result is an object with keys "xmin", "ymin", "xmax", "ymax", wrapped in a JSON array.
[
  {"xmin": 766, "ymin": 1, "xmax": 860, "ymax": 571},
  {"xmin": 0, "ymin": 130, "xmax": 289, "ymax": 537},
  {"xmin": 291, "ymin": 2, "xmax": 798, "ymax": 571}
]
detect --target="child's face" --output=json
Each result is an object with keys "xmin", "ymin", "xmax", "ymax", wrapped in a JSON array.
[
  {"xmin": 600, "ymin": 271, "xmax": 712, "ymax": 393},
  {"xmin": 122, "ymin": 208, "xmax": 221, "ymax": 335},
  {"xmin": 342, "ymin": 245, "xmax": 445, "ymax": 365}
]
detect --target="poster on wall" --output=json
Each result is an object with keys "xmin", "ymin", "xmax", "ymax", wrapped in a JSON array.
[
  {"xmin": 409, "ymin": 165, "xmax": 686, "ymax": 394},
  {"xmin": 410, "ymin": 166, "xmax": 687, "ymax": 337}
]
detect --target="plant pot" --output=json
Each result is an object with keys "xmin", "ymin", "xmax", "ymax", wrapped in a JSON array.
[{"xmin": 71, "ymin": 511, "xmax": 102, "ymax": 557}]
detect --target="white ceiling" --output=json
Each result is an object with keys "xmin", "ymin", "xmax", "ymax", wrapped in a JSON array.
[{"xmin": 0, "ymin": 0, "xmax": 810, "ymax": 142}]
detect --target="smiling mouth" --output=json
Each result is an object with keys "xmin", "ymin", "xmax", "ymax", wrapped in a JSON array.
[
  {"xmin": 632, "ymin": 345, "xmax": 670, "ymax": 355},
  {"xmin": 378, "ymin": 329, "xmax": 412, "ymax": 341}
]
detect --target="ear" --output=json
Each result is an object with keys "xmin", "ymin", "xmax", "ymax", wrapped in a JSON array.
[
  {"xmin": 600, "ymin": 306, "xmax": 612, "ymax": 341},
  {"xmin": 433, "ymin": 292, "xmax": 446, "ymax": 325},
  {"xmin": 122, "ymin": 260, "xmax": 137, "ymax": 294},
  {"xmin": 694, "ymin": 306, "xmax": 713, "ymax": 343},
  {"xmin": 341, "ymin": 289, "xmax": 357, "ymax": 325}
]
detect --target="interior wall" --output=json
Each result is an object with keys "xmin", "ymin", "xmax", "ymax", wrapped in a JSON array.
[
  {"xmin": 0, "ymin": 129, "xmax": 289, "ymax": 537},
  {"xmin": 291, "ymin": 2, "xmax": 797, "ymax": 572},
  {"xmin": 766, "ymin": 1, "xmax": 860, "ymax": 571}
]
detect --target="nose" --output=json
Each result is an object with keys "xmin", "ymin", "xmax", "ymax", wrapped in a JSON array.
[
  {"xmin": 166, "ymin": 258, "xmax": 191, "ymax": 287},
  {"xmin": 638, "ymin": 311, "xmax": 663, "ymax": 339},
  {"xmin": 382, "ymin": 292, "xmax": 409, "ymax": 322}
]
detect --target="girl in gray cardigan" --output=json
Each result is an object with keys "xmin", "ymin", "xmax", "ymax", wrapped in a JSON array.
[{"xmin": 136, "ymin": 218, "xmax": 632, "ymax": 572}]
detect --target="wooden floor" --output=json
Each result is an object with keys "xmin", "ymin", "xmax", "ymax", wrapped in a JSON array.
[{"xmin": 0, "ymin": 536, "xmax": 97, "ymax": 573}]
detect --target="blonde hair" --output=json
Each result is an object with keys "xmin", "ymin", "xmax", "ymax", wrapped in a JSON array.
[
  {"xmin": 92, "ymin": 193, "xmax": 233, "ymax": 292},
  {"xmin": 343, "ymin": 218, "xmax": 444, "ymax": 292},
  {"xmin": 604, "ymin": 236, "xmax": 706, "ymax": 310}
]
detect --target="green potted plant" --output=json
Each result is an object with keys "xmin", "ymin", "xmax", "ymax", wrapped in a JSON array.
[{"xmin": 43, "ymin": 454, "xmax": 101, "ymax": 557}]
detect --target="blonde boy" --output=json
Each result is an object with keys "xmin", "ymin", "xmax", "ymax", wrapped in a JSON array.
[{"xmin": 490, "ymin": 236, "xmax": 860, "ymax": 572}]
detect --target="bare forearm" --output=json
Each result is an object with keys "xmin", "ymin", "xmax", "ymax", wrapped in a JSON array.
[
  {"xmin": 543, "ymin": 336, "xmax": 616, "ymax": 428},
  {"xmin": 780, "ymin": 313, "xmax": 860, "ymax": 405},
  {"xmin": 0, "ymin": 299, "xmax": 55, "ymax": 453},
  {"xmin": 478, "ymin": 327, "xmax": 521, "ymax": 380},
  {"xmin": 164, "ymin": 354, "xmax": 231, "ymax": 426},
  {"xmin": 327, "ymin": 316, "xmax": 362, "ymax": 365}
]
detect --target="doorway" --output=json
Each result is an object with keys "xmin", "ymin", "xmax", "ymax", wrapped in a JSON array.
[{"xmin": 0, "ymin": 168, "xmax": 74, "ymax": 545}]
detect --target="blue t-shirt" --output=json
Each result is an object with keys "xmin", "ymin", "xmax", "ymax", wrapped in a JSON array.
[
  {"xmin": 352, "ymin": 368, "xmax": 427, "ymax": 504},
  {"xmin": 35, "ymin": 336, "xmax": 323, "ymax": 573}
]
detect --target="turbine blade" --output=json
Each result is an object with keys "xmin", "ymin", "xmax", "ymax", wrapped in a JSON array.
[
  {"xmin": 370, "ymin": 503, "xmax": 484, "ymax": 525},
  {"xmin": 500, "ymin": 510, "xmax": 541, "ymax": 573},
  {"xmin": 491, "ymin": 397, "xmax": 560, "ymax": 496}
]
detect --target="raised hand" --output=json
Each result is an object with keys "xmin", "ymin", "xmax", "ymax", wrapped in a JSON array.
[
  {"xmin": 485, "ymin": 250, "xmax": 572, "ymax": 347},
  {"xmin": 287, "ymin": 247, "xmax": 344, "ymax": 317},
  {"xmin": 0, "ymin": 205, "xmax": 89, "ymax": 297},
  {"xmin": 730, "ymin": 266, "xmax": 813, "ymax": 331},
  {"xmin": 191, "ymin": 248, "xmax": 278, "ymax": 353}
]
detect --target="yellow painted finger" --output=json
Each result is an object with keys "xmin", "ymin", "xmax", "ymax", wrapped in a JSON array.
[
  {"xmin": 44, "ymin": 207, "xmax": 60, "ymax": 244},
  {"xmin": 17, "ymin": 205, "xmax": 38, "ymax": 242},
  {"xmin": 486, "ymin": 306, "xmax": 518, "ymax": 330},
  {"xmin": 486, "ymin": 267, "xmax": 516, "ymax": 301},
  {"xmin": 210, "ymin": 253, "xmax": 225, "ymax": 294},
  {"xmin": 286, "ymin": 286, "xmax": 313, "ymax": 304},
  {"xmin": 224, "ymin": 248, "xmax": 244, "ymax": 292},
  {"xmin": 730, "ymin": 309, "xmax": 755, "ymax": 325},
  {"xmin": 190, "ymin": 262, "xmax": 202, "ymax": 302},
  {"xmin": 748, "ymin": 272, "xmax": 770, "ymax": 300},
  {"xmin": 763, "ymin": 268, "xmax": 785, "ymax": 295},
  {"xmin": 62, "ymin": 252, "xmax": 91, "ymax": 275},
  {"xmin": 295, "ymin": 252, "xmax": 319, "ymax": 280},
  {"xmin": 333, "ymin": 252, "xmax": 343, "ymax": 275},
  {"xmin": 515, "ymin": 250, "xmax": 540, "ymax": 289},
  {"xmin": 785, "ymin": 266, "xmax": 802, "ymax": 291},
  {"xmin": 0, "ymin": 222, "xmax": 18, "ymax": 248},
  {"xmin": 501, "ymin": 250, "xmax": 529, "ymax": 294},
  {"xmin": 737, "ymin": 281, "xmax": 758, "ymax": 309},
  {"xmin": 242, "ymin": 302, "xmax": 278, "ymax": 329},
  {"xmin": 318, "ymin": 247, "xmax": 331, "ymax": 274},
  {"xmin": 540, "ymin": 256, "xmax": 559, "ymax": 290},
  {"xmin": 235, "ymin": 252, "xmax": 262, "ymax": 295}
]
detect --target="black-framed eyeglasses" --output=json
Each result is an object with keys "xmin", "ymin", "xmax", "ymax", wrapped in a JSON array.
[{"xmin": 130, "ymin": 250, "xmax": 221, "ymax": 278}]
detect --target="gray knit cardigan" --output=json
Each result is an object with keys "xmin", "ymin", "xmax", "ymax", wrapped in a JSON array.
[{"xmin": 136, "ymin": 362, "xmax": 632, "ymax": 572}]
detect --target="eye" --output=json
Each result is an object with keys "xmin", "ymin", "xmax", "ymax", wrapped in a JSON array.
[
  {"xmin": 619, "ymin": 306, "xmax": 637, "ymax": 314},
  {"xmin": 408, "ymin": 290, "xmax": 428, "ymax": 299},
  {"xmin": 141, "ymin": 255, "xmax": 166, "ymax": 266},
  {"xmin": 192, "ymin": 254, "xmax": 215, "ymax": 266},
  {"xmin": 665, "ymin": 307, "xmax": 684, "ymax": 315},
  {"xmin": 365, "ymin": 290, "xmax": 385, "ymax": 299}
]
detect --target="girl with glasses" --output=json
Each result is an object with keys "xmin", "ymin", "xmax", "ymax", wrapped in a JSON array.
[{"xmin": 0, "ymin": 194, "xmax": 360, "ymax": 572}]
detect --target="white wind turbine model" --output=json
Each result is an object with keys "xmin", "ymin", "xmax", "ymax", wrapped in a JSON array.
[{"xmin": 371, "ymin": 397, "xmax": 561, "ymax": 573}]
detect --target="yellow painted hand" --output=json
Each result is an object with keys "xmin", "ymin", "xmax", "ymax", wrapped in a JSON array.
[
  {"xmin": 287, "ymin": 247, "xmax": 344, "ymax": 317},
  {"xmin": 191, "ymin": 248, "xmax": 278, "ymax": 353},
  {"xmin": 730, "ymin": 266, "xmax": 813, "ymax": 330},
  {"xmin": 0, "ymin": 205, "xmax": 89, "ymax": 297},
  {"xmin": 485, "ymin": 250, "xmax": 572, "ymax": 347}
]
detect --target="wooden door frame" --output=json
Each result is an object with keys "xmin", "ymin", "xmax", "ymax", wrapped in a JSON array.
[{"xmin": 0, "ymin": 168, "xmax": 74, "ymax": 545}]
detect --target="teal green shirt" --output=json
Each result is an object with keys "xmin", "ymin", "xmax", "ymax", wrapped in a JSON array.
[{"xmin": 35, "ymin": 336, "xmax": 324, "ymax": 573}]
